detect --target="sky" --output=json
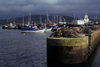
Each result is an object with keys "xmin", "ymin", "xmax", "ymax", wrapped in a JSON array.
[{"xmin": 0, "ymin": 0, "xmax": 100, "ymax": 18}]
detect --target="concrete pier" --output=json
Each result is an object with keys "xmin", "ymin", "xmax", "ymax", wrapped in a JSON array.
[{"xmin": 47, "ymin": 29, "xmax": 100, "ymax": 64}]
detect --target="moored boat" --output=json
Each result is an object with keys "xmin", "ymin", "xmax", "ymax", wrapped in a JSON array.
[{"xmin": 21, "ymin": 26, "xmax": 46, "ymax": 33}]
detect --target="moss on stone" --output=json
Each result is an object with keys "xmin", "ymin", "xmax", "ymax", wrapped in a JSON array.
[{"xmin": 50, "ymin": 28, "xmax": 80, "ymax": 38}]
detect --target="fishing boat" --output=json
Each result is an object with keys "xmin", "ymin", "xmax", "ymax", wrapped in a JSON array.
[
  {"xmin": 21, "ymin": 21, "xmax": 46, "ymax": 33},
  {"xmin": 21, "ymin": 12, "xmax": 46, "ymax": 33},
  {"xmin": 46, "ymin": 27, "xmax": 52, "ymax": 31},
  {"xmin": 21, "ymin": 27, "xmax": 46, "ymax": 33},
  {"xmin": 2, "ymin": 18, "xmax": 21, "ymax": 29},
  {"xmin": 45, "ymin": 12, "xmax": 53, "ymax": 32},
  {"xmin": 51, "ymin": 26, "xmax": 59, "ymax": 32},
  {"xmin": 2, "ymin": 20, "xmax": 16, "ymax": 29}
]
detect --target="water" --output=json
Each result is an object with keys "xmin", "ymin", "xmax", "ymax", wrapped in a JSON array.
[
  {"xmin": 0, "ymin": 26, "xmax": 52, "ymax": 67},
  {"xmin": 0, "ymin": 26, "xmax": 100, "ymax": 67}
]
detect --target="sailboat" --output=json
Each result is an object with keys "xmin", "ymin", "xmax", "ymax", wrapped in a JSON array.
[
  {"xmin": 21, "ymin": 12, "xmax": 45, "ymax": 33},
  {"xmin": 45, "ymin": 12, "xmax": 52, "ymax": 32}
]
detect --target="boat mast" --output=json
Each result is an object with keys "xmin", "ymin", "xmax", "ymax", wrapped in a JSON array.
[
  {"xmin": 13, "ymin": 18, "xmax": 16, "ymax": 25},
  {"xmin": 47, "ymin": 11, "xmax": 49, "ymax": 24},
  {"xmin": 54, "ymin": 16, "xmax": 55, "ymax": 24},
  {"xmin": 28, "ymin": 11, "xmax": 31, "ymax": 25},
  {"xmin": 22, "ymin": 16, "xmax": 24, "ymax": 25},
  {"xmin": 40, "ymin": 14, "xmax": 42, "ymax": 24},
  {"xmin": 29, "ymin": 11, "xmax": 31, "ymax": 22},
  {"xmin": 95, "ymin": 16, "xmax": 98, "ymax": 20},
  {"xmin": 57, "ymin": 16, "xmax": 59, "ymax": 24},
  {"xmin": 45, "ymin": 12, "xmax": 49, "ymax": 30},
  {"xmin": 62, "ymin": 16, "xmax": 65, "ymax": 22}
]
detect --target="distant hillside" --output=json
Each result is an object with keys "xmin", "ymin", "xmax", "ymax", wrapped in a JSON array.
[{"xmin": 0, "ymin": 15, "xmax": 74, "ymax": 25}]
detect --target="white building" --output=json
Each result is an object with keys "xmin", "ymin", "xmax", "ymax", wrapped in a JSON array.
[
  {"xmin": 74, "ymin": 13, "xmax": 90, "ymax": 25},
  {"xmin": 59, "ymin": 22, "xmax": 66, "ymax": 25},
  {"xmin": 75, "ymin": 20, "xmax": 85, "ymax": 25}
]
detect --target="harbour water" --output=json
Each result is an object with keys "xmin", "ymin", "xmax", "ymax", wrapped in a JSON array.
[{"xmin": 0, "ymin": 26, "xmax": 100, "ymax": 67}]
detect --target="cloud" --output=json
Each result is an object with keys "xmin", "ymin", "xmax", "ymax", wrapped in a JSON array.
[{"xmin": 0, "ymin": 0, "xmax": 100, "ymax": 18}]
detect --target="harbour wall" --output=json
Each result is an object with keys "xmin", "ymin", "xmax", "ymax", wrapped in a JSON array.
[{"xmin": 47, "ymin": 29, "xmax": 100, "ymax": 64}]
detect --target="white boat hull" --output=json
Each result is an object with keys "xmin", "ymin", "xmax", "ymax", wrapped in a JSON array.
[
  {"xmin": 45, "ymin": 28, "xmax": 52, "ymax": 32},
  {"xmin": 21, "ymin": 29, "xmax": 46, "ymax": 33}
]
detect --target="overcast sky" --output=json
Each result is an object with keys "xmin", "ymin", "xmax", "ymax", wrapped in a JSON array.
[{"xmin": 0, "ymin": 0, "xmax": 100, "ymax": 18}]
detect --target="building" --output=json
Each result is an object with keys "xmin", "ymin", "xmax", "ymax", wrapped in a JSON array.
[{"xmin": 74, "ymin": 13, "xmax": 91, "ymax": 25}]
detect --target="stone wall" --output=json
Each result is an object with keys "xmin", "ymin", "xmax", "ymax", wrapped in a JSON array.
[
  {"xmin": 88, "ymin": 29, "xmax": 100, "ymax": 56},
  {"xmin": 47, "ymin": 36, "xmax": 88, "ymax": 64},
  {"xmin": 47, "ymin": 29, "xmax": 100, "ymax": 64}
]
